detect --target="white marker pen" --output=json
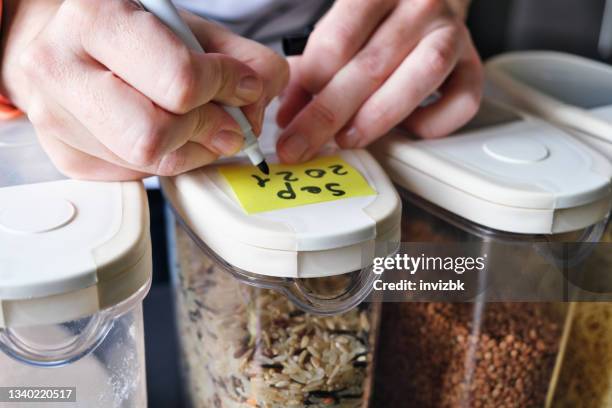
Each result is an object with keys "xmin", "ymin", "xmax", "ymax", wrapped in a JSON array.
[{"xmin": 138, "ymin": 0, "xmax": 270, "ymax": 174}]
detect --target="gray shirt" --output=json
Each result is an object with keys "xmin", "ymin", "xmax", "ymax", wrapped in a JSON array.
[{"xmin": 174, "ymin": 0, "xmax": 330, "ymax": 44}]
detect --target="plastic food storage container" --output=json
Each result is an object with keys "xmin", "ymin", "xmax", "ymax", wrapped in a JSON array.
[
  {"xmin": 162, "ymin": 148, "xmax": 401, "ymax": 408},
  {"xmin": 0, "ymin": 118, "xmax": 152, "ymax": 407},
  {"xmin": 548, "ymin": 217, "xmax": 611, "ymax": 408},
  {"xmin": 549, "ymin": 216, "xmax": 612, "ymax": 408},
  {"xmin": 370, "ymin": 98, "xmax": 612, "ymax": 408},
  {"xmin": 486, "ymin": 51, "xmax": 612, "ymax": 408}
]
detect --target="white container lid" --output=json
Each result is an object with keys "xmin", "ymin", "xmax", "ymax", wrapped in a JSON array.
[
  {"xmin": 485, "ymin": 51, "xmax": 612, "ymax": 160},
  {"xmin": 371, "ymin": 99, "xmax": 612, "ymax": 235},
  {"xmin": 0, "ymin": 119, "xmax": 151, "ymax": 328},
  {"xmin": 161, "ymin": 149, "xmax": 401, "ymax": 279}
]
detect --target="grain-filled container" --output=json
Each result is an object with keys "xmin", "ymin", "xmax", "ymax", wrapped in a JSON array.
[
  {"xmin": 547, "ymin": 217, "xmax": 611, "ymax": 408},
  {"xmin": 486, "ymin": 51, "xmax": 612, "ymax": 407},
  {"xmin": 0, "ymin": 118, "xmax": 152, "ymax": 407},
  {"xmin": 162, "ymin": 148, "xmax": 401, "ymax": 408},
  {"xmin": 370, "ymin": 98, "xmax": 612, "ymax": 407}
]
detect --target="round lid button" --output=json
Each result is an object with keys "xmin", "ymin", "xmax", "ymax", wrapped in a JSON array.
[
  {"xmin": 0, "ymin": 198, "xmax": 76, "ymax": 234},
  {"xmin": 483, "ymin": 137, "xmax": 549, "ymax": 164}
]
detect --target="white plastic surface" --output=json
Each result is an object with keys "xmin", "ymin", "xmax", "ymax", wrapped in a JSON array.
[
  {"xmin": 486, "ymin": 51, "xmax": 612, "ymax": 160},
  {"xmin": 583, "ymin": 105, "xmax": 612, "ymax": 159},
  {"xmin": 483, "ymin": 137, "xmax": 549, "ymax": 164},
  {"xmin": 0, "ymin": 119, "xmax": 151, "ymax": 327},
  {"xmin": 161, "ymin": 149, "xmax": 401, "ymax": 278},
  {"xmin": 0, "ymin": 198, "xmax": 76, "ymax": 234},
  {"xmin": 486, "ymin": 51, "xmax": 612, "ymax": 110},
  {"xmin": 256, "ymin": 196, "xmax": 377, "ymax": 251},
  {"xmin": 371, "ymin": 100, "xmax": 612, "ymax": 234},
  {"xmin": 2, "ymin": 181, "xmax": 113, "ymax": 298}
]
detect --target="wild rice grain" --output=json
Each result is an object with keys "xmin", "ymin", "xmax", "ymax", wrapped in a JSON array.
[{"xmin": 174, "ymin": 223, "xmax": 376, "ymax": 408}]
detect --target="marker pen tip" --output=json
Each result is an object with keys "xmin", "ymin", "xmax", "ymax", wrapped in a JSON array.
[{"xmin": 257, "ymin": 160, "xmax": 270, "ymax": 175}]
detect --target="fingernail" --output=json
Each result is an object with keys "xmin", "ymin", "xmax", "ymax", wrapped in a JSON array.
[
  {"xmin": 337, "ymin": 127, "xmax": 361, "ymax": 148},
  {"xmin": 280, "ymin": 133, "xmax": 309, "ymax": 162},
  {"xmin": 237, "ymin": 75, "xmax": 262, "ymax": 100},
  {"xmin": 210, "ymin": 131, "xmax": 244, "ymax": 156}
]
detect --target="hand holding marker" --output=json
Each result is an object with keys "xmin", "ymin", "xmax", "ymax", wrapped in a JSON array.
[
  {"xmin": 138, "ymin": 0, "xmax": 270, "ymax": 175},
  {"xmin": 139, "ymin": 0, "xmax": 440, "ymax": 176}
]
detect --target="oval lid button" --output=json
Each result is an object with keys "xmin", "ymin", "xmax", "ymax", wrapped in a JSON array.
[
  {"xmin": 0, "ymin": 198, "xmax": 76, "ymax": 234},
  {"xmin": 483, "ymin": 137, "xmax": 550, "ymax": 164}
]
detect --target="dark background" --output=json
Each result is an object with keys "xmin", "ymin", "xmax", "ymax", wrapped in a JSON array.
[
  {"xmin": 143, "ymin": 1, "xmax": 611, "ymax": 406},
  {"xmin": 467, "ymin": 0, "xmax": 609, "ymax": 61}
]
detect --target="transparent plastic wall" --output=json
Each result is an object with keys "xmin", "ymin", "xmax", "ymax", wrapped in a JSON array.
[
  {"xmin": 550, "ymin": 217, "xmax": 612, "ymax": 408},
  {"xmin": 167, "ymin": 213, "xmax": 379, "ymax": 408},
  {"xmin": 0, "ymin": 282, "xmax": 150, "ymax": 408},
  {"xmin": 373, "ymin": 189, "xmax": 608, "ymax": 408}
]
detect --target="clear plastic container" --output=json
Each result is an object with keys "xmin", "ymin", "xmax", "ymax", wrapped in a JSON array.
[
  {"xmin": 0, "ymin": 279, "xmax": 150, "ymax": 408},
  {"xmin": 370, "ymin": 94, "xmax": 611, "ymax": 407},
  {"xmin": 485, "ymin": 51, "xmax": 612, "ymax": 407},
  {"xmin": 548, "ymin": 219, "xmax": 612, "ymax": 408},
  {"xmin": 550, "ymin": 302, "xmax": 612, "ymax": 408},
  {"xmin": 0, "ymin": 117, "xmax": 153, "ymax": 407},
  {"xmin": 0, "ymin": 118, "xmax": 64, "ymax": 188},
  {"xmin": 167, "ymin": 212, "xmax": 380, "ymax": 408},
  {"xmin": 162, "ymin": 148, "xmax": 400, "ymax": 408},
  {"xmin": 374, "ymin": 193, "xmax": 578, "ymax": 408}
]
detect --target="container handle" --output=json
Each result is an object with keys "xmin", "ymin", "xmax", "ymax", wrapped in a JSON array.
[
  {"xmin": 279, "ymin": 266, "xmax": 380, "ymax": 316},
  {"xmin": 0, "ymin": 311, "xmax": 114, "ymax": 368}
]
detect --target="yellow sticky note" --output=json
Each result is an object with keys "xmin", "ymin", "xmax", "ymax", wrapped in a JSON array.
[{"xmin": 219, "ymin": 155, "xmax": 376, "ymax": 214}]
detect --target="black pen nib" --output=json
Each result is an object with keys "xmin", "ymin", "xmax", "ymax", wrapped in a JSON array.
[{"xmin": 257, "ymin": 160, "xmax": 270, "ymax": 175}]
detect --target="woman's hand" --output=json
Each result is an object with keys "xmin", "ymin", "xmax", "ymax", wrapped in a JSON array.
[
  {"xmin": 1, "ymin": 0, "xmax": 288, "ymax": 180},
  {"xmin": 276, "ymin": 0, "xmax": 482, "ymax": 163}
]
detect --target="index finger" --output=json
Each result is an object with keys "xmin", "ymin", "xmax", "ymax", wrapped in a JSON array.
[
  {"xmin": 69, "ymin": 0, "xmax": 264, "ymax": 114},
  {"xmin": 297, "ymin": 0, "xmax": 395, "ymax": 94},
  {"xmin": 185, "ymin": 12, "xmax": 290, "ymax": 134}
]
